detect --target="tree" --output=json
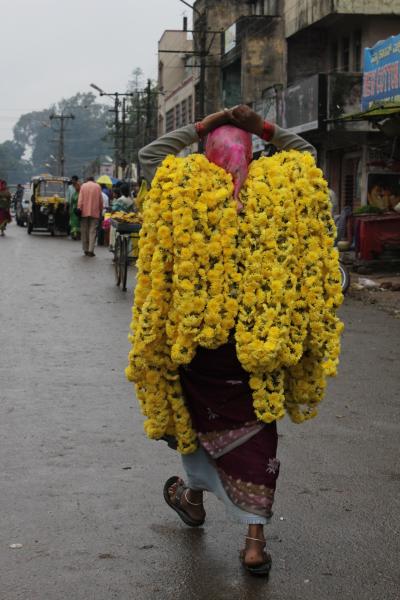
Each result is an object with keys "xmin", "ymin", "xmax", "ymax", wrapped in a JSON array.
[
  {"xmin": 0, "ymin": 140, "xmax": 31, "ymax": 183},
  {"xmin": 12, "ymin": 92, "xmax": 112, "ymax": 179}
]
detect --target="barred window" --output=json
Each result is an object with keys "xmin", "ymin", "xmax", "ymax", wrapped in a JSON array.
[
  {"xmin": 175, "ymin": 104, "xmax": 181, "ymax": 128},
  {"xmin": 166, "ymin": 108, "xmax": 174, "ymax": 132},
  {"xmin": 187, "ymin": 95, "xmax": 193, "ymax": 123},
  {"xmin": 181, "ymin": 100, "xmax": 187, "ymax": 126}
]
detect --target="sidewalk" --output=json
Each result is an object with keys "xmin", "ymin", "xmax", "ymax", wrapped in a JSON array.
[{"xmin": 349, "ymin": 271, "xmax": 400, "ymax": 318}]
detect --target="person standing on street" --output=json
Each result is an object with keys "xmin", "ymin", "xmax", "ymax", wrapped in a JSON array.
[
  {"xmin": 0, "ymin": 180, "xmax": 12, "ymax": 236},
  {"xmin": 97, "ymin": 184, "xmax": 110, "ymax": 246},
  {"xmin": 77, "ymin": 176, "xmax": 103, "ymax": 257},
  {"xmin": 69, "ymin": 177, "xmax": 81, "ymax": 240}
]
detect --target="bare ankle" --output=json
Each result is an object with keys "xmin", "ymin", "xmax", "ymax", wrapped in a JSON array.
[{"xmin": 247, "ymin": 524, "xmax": 265, "ymax": 542}]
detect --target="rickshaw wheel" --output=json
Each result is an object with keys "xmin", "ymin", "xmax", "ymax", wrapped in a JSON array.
[
  {"xmin": 27, "ymin": 219, "xmax": 33, "ymax": 234},
  {"xmin": 114, "ymin": 235, "xmax": 122, "ymax": 286}
]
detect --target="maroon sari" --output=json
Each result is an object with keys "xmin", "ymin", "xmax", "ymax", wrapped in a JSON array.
[{"xmin": 180, "ymin": 342, "xmax": 280, "ymax": 519}]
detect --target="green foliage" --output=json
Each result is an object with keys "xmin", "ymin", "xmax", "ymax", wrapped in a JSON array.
[
  {"xmin": 4, "ymin": 92, "xmax": 112, "ymax": 182},
  {"xmin": 354, "ymin": 204, "xmax": 383, "ymax": 215},
  {"xmin": 0, "ymin": 78, "xmax": 159, "ymax": 183},
  {"xmin": 0, "ymin": 140, "xmax": 31, "ymax": 183}
]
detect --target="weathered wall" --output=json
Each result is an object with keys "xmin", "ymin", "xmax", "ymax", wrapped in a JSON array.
[
  {"xmin": 195, "ymin": 0, "xmax": 250, "ymax": 114},
  {"xmin": 287, "ymin": 28, "xmax": 329, "ymax": 85},
  {"xmin": 241, "ymin": 18, "xmax": 285, "ymax": 103},
  {"xmin": 158, "ymin": 31, "xmax": 192, "ymax": 94},
  {"xmin": 158, "ymin": 31, "xmax": 194, "ymax": 135},
  {"xmin": 285, "ymin": 0, "xmax": 400, "ymax": 38},
  {"xmin": 194, "ymin": 1, "xmax": 285, "ymax": 113}
]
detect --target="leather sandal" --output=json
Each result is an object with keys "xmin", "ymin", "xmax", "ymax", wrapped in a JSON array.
[
  {"xmin": 240, "ymin": 536, "xmax": 272, "ymax": 577},
  {"xmin": 163, "ymin": 476, "xmax": 205, "ymax": 527}
]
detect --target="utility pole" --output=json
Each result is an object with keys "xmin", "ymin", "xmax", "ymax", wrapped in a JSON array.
[
  {"xmin": 144, "ymin": 79, "xmax": 152, "ymax": 146},
  {"xmin": 113, "ymin": 93, "xmax": 120, "ymax": 178},
  {"xmin": 121, "ymin": 97, "xmax": 127, "ymax": 162},
  {"xmin": 90, "ymin": 84, "xmax": 134, "ymax": 178},
  {"xmin": 198, "ymin": 25, "xmax": 207, "ymax": 122},
  {"xmin": 178, "ymin": 0, "xmax": 207, "ymax": 121},
  {"xmin": 49, "ymin": 113, "xmax": 75, "ymax": 176}
]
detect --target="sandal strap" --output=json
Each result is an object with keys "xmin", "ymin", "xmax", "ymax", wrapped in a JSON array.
[
  {"xmin": 184, "ymin": 489, "xmax": 203, "ymax": 506},
  {"xmin": 246, "ymin": 536, "xmax": 265, "ymax": 544},
  {"xmin": 174, "ymin": 481, "xmax": 185, "ymax": 505}
]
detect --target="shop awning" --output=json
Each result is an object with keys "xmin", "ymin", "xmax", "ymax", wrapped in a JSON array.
[{"xmin": 332, "ymin": 102, "xmax": 400, "ymax": 123}]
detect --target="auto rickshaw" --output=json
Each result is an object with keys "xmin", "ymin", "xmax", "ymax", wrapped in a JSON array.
[{"xmin": 27, "ymin": 174, "xmax": 70, "ymax": 235}]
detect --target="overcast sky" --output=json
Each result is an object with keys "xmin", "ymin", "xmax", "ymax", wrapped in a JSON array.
[{"xmin": 0, "ymin": 0, "xmax": 190, "ymax": 142}]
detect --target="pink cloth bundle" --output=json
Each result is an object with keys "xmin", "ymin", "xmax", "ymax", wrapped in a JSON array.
[{"xmin": 205, "ymin": 125, "xmax": 252, "ymax": 198}]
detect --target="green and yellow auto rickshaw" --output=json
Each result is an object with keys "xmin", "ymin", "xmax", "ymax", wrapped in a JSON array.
[{"xmin": 27, "ymin": 175, "xmax": 70, "ymax": 235}]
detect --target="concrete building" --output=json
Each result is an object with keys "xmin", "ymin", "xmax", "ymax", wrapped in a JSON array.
[
  {"xmin": 283, "ymin": 0, "xmax": 400, "ymax": 211},
  {"xmin": 192, "ymin": 0, "xmax": 400, "ymax": 211},
  {"xmin": 157, "ymin": 30, "xmax": 197, "ymax": 149},
  {"xmin": 193, "ymin": 0, "xmax": 284, "ymax": 118}
]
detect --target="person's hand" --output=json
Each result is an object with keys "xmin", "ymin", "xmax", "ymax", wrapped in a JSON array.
[
  {"xmin": 227, "ymin": 104, "xmax": 264, "ymax": 137},
  {"xmin": 199, "ymin": 110, "xmax": 230, "ymax": 135}
]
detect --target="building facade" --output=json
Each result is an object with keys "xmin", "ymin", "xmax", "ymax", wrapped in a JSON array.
[
  {"xmin": 283, "ymin": 0, "xmax": 400, "ymax": 211},
  {"xmin": 192, "ymin": 0, "xmax": 400, "ymax": 212},
  {"xmin": 157, "ymin": 30, "xmax": 197, "ymax": 151},
  {"xmin": 193, "ymin": 0, "xmax": 284, "ymax": 118}
]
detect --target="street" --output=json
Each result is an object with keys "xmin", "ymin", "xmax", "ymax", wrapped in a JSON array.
[{"xmin": 1, "ymin": 222, "xmax": 399, "ymax": 600}]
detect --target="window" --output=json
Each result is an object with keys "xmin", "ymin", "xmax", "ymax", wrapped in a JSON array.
[
  {"xmin": 175, "ymin": 104, "xmax": 181, "ymax": 128},
  {"xmin": 166, "ymin": 109, "xmax": 174, "ymax": 132},
  {"xmin": 254, "ymin": 0, "xmax": 265, "ymax": 15},
  {"xmin": 248, "ymin": 0, "xmax": 278, "ymax": 16},
  {"xmin": 353, "ymin": 30, "xmax": 362, "ymax": 72},
  {"xmin": 38, "ymin": 180, "xmax": 66, "ymax": 197},
  {"xmin": 181, "ymin": 100, "xmax": 187, "ymax": 126},
  {"xmin": 341, "ymin": 37, "xmax": 350, "ymax": 72},
  {"xmin": 188, "ymin": 95, "xmax": 193, "ymax": 123}
]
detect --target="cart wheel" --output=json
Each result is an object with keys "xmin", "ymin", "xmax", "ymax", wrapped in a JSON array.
[
  {"xmin": 121, "ymin": 236, "xmax": 129, "ymax": 292},
  {"xmin": 114, "ymin": 235, "xmax": 122, "ymax": 286},
  {"xmin": 339, "ymin": 261, "xmax": 350, "ymax": 294}
]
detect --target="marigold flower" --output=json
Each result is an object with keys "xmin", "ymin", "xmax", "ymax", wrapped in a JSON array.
[{"xmin": 127, "ymin": 151, "xmax": 343, "ymax": 451}]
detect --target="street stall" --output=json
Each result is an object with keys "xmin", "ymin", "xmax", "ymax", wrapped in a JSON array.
[
  {"xmin": 353, "ymin": 163, "xmax": 400, "ymax": 262},
  {"xmin": 332, "ymin": 34, "xmax": 400, "ymax": 266}
]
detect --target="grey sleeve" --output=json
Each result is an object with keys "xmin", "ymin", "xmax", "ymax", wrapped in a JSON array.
[
  {"xmin": 270, "ymin": 124, "xmax": 317, "ymax": 159},
  {"xmin": 138, "ymin": 124, "xmax": 199, "ymax": 183}
]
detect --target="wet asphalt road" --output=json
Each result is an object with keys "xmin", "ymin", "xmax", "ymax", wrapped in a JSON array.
[{"xmin": 0, "ymin": 222, "xmax": 399, "ymax": 600}]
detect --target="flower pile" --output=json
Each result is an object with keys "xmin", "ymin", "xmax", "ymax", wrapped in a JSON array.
[
  {"xmin": 36, "ymin": 196, "xmax": 65, "ymax": 207},
  {"xmin": 111, "ymin": 211, "xmax": 143, "ymax": 224},
  {"xmin": 126, "ymin": 151, "xmax": 343, "ymax": 453}
]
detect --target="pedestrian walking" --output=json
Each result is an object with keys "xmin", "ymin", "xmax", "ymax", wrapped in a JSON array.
[
  {"xmin": 97, "ymin": 185, "xmax": 110, "ymax": 246},
  {"xmin": 77, "ymin": 177, "xmax": 103, "ymax": 257},
  {"xmin": 69, "ymin": 177, "xmax": 81, "ymax": 240},
  {"xmin": 128, "ymin": 106, "xmax": 342, "ymax": 577},
  {"xmin": 0, "ymin": 180, "xmax": 12, "ymax": 236}
]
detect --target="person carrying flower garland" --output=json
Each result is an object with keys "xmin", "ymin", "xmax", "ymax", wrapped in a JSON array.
[{"xmin": 132, "ymin": 105, "xmax": 337, "ymax": 577}]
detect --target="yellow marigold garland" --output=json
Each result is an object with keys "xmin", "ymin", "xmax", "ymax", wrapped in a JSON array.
[{"xmin": 126, "ymin": 150, "xmax": 343, "ymax": 453}]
